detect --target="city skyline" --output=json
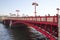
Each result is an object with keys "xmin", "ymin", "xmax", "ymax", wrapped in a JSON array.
[{"xmin": 0, "ymin": 0, "xmax": 60, "ymax": 16}]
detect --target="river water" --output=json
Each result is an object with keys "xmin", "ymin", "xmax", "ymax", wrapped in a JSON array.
[{"xmin": 0, "ymin": 23, "xmax": 49, "ymax": 40}]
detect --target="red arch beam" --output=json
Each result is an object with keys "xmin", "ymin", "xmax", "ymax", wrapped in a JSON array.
[{"xmin": 12, "ymin": 21, "xmax": 56, "ymax": 40}]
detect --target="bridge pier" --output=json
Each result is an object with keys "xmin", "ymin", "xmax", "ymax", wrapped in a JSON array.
[
  {"xmin": 3, "ymin": 20, "xmax": 10, "ymax": 26},
  {"xmin": 9, "ymin": 20, "xmax": 12, "ymax": 28},
  {"xmin": 3, "ymin": 19, "xmax": 13, "ymax": 28},
  {"xmin": 3, "ymin": 20, "xmax": 5, "ymax": 24}
]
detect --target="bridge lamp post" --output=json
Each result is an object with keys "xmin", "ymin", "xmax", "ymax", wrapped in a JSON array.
[
  {"xmin": 9, "ymin": 13, "xmax": 12, "ymax": 17},
  {"xmin": 32, "ymin": 2, "xmax": 38, "ymax": 17},
  {"xmin": 32, "ymin": 2, "xmax": 38, "ymax": 21},
  {"xmin": 16, "ymin": 10, "xmax": 20, "ymax": 17},
  {"xmin": 57, "ymin": 8, "xmax": 60, "ymax": 40},
  {"xmin": 56, "ymin": 8, "xmax": 60, "ymax": 15}
]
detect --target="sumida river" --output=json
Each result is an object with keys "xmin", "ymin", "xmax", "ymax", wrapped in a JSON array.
[{"xmin": 0, "ymin": 23, "xmax": 49, "ymax": 40}]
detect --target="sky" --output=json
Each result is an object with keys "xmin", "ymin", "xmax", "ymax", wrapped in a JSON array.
[{"xmin": 0, "ymin": 0, "xmax": 60, "ymax": 16}]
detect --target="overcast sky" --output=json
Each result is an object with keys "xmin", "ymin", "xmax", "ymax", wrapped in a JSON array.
[{"xmin": 0, "ymin": 0, "xmax": 60, "ymax": 16}]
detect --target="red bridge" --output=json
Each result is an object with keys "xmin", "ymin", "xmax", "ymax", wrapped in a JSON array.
[{"xmin": 2, "ymin": 15, "xmax": 59, "ymax": 40}]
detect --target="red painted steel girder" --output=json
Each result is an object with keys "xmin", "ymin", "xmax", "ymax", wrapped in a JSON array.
[{"xmin": 11, "ymin": 21, "xmax": 56, "ymax": 40}]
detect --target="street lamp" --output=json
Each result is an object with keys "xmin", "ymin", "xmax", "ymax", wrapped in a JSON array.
[
  {"xmin": 16, "ymin": 10, "xmax": 20, "ymax": 17},
  {"xmin": 56, "ymin": 8, "xmax": 60, "ymax": 15},
  {"xmin": 32, "ymin": 2, "xmax": 38, "ymax": 21},
  {"xmin": 9, "ymin": 13, "xmax": 12, "ymax": 16},
  {"xmin": 32, "ymin": 2, "xmax": 38, "ymax": 17},
  {"xmin": 57, "ymin": 8, "xmax": 60, "ymax": 40}
]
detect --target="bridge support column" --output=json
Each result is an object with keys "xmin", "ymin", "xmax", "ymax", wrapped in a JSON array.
[
  {"xmin": 58, "ymin": 16, "xmax": 60, "ymax": 40},
  {"xmin": 3, "ymin": 20, "xmax": 5, "ymax": 24},
  {"xmin": 9, "ymin": 20, "xmax": 12, "ymax": 28}
]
